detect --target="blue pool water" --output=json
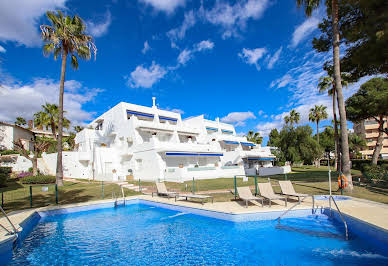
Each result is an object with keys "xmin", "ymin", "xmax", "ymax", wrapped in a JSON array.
[{"xmin": 4, "ymin": 203, "xmax": 388, "ymax": 265}]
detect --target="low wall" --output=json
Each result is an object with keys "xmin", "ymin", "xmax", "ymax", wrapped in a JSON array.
[
  {"xmin": 258, "ymin": 166, "xmax": 291, "ymax": 176},
  {"xmin": 42, "ymin": 152, "xmax": 91, "ymax": 179}
]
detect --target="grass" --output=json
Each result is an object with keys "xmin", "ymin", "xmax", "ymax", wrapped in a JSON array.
[
  {"xmin": 1, "ymin": 166, "xmax": 387, "ymax": 213},
  {"xmin": 131, "ymin": 166, "xmax": 388, "ymax": 204},
  {"xmin": 0, "ymin": 179, "xmax": 140, "ymax": 213}
]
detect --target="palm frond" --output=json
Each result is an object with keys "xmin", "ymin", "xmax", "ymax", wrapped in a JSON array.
[{"xmin": 71, "ymin": 55, "xmax": 79, "ymax": 70}]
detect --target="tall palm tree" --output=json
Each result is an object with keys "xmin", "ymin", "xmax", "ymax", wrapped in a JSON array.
[
  {"xmin": 15, "ymin": 117, "xmax": 26, "ymax": 126},
  {"xmin": 296, "ymin": 0, "xmax": 353, "ymax": 190},
  {"xmin": 246, "ymin": 131, "xmax": 263, "ymax": 145},
  {"xmin": 40, "ymin": 10, "xmax": 96, "ymax": 186},
  {"xmin": 284, "ymin": 115, "xmax": 291, "ymax": 126},
  {"xmin": 42, "ymin": 103, "xmax": 59, "ymax": 139},
  {"xmin": 318, "ymin": 72, "xmax": 351, "ymax": 170},
  {"xmin": 290, "ymin": 109, "xmax": 300, "ymax": 127},
  {"xmin": 308, "ymin": 105, "xmax": 328, "ymax": 144}
]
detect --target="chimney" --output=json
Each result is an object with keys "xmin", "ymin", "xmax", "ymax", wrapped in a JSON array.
[
  {"xmin": 152, "ymin": 97, "xmax": 156, "ymax": 108},
  {"xmin": 28, "ymin": 120, "xmax": 33, "ymax": 129}
]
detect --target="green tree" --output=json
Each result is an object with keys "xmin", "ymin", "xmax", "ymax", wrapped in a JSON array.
[
  {"xmin": 348, "ymin": 133, "xmax": 367, "ymax": 158},
  {"xmin": 312, "ymin": 0, "xmax": 387, "ymax": 81},
  {"xmin": 40, "ymin": 10, "xmax": 96, "ymax": 186},
  {"xmin": 267, "ymin": 128, "xmax": 280, "ymax": 147},
  {"xmin": 297, "ymin": 0, "xmax": 353, "ymax": 189},
  {"xmin": 277, "ymin": 125, "xmax": 322, "ymax": 165},
  {"xmin": 34, "ymin": 103, "xmax": 70, "ymax": 138},
  {"xmin": 15, "ymin": 117, "xmax": 26, "ymax": 126},
  {"xmin": 246, "ymin": 131, "xmax": 263, "ymax": 145},
  {"xmin": 319, "ymin": 126, "xmax": 335, "ymax": 156},
  {"xmin": 346, "ymin": 77, "xmax": 388, "ymax": 164},
  {"xmin": 308, "ymin": 105, "xmax": 328, "ymax": 144},
  {"xmin": 73, "ymin": 125, "xmax": 84, "ymax": 133}
]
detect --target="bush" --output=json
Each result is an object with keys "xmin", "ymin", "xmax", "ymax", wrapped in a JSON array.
[
  {"xmin": 0, "ymin": 167, "xmax": 12, "ymax": 187},
  {"xmin": 351, "ymin": 159, "xmax": 388, "ymax": 170},
  {"xmin": 362, "ymin": 165, "xmax": 388, "ymax": 183},
  {"xmin": 21, "ymin": 175, "xmax": 56, "ymax": 184},
  {"xmin": 0, "ymin": 150, "xmax": 19, "ymax": 156}
]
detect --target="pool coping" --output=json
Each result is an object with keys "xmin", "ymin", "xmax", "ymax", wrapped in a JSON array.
[{"xmin": 1, "ymin": 196, "xmax": 388, "ymax": 258}]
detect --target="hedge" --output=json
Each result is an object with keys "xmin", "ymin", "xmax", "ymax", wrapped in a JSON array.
[
  {"xmin": 362, "ymin": 165, "xmax": 388, "ymax": 183},
  {"xmin": 0, "ymin": 150, "xmax": 20, "ymax": 156},
  {"xmin": 21, "ymin": 175, "xmax": 56, "ymax": 184},
  {"xmin": 351, "ymin": 159, "xmax": 388, "ymax": 171},
  {"xmin": 0, "ymin": 167, "xmax": 12, "ymax": 187}
]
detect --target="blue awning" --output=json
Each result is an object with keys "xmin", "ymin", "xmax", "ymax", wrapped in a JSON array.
[
  {"xmin": 165, "ymin": 152, "xmax": 223, "ymax": 156},
  {"xmin": 247, "ymin": 157, "xmax": 275, "ymax": 161},
  {"xmin": 159, "ymin": 116, "xmax": 178, "ymax": 122},
  {"xmin": 223, "ymin": 140, "xmax": 239, "ymax": 145},
  {"xmin": 127, "ymin": 110, "xmax": 154, "ymax": 118},
  {"xmin": 240, "ymin": 142, "xmax": 256, "ymax": 147},
  {"xmin": 206, "ymin": 127, "xmax": 218, "ymax": 131},
  {"xmin": 221, "ymin": 129, "xmax": 233, "ymax": 134}
]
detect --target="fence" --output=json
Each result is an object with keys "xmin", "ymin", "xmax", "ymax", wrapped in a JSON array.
[{"xmin": 0, "ymin": 181, "xmax": 127, "ymax": 213}]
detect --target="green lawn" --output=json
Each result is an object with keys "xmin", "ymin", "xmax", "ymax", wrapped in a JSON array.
[{"xmin": 0, "ymin": 180, "xmax": 140, "ymax": 212}]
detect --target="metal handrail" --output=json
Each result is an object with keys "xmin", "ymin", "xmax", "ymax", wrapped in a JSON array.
[
  {"xmin": 0, "ymin": 206, "xmax": 18, "ymax": 235},
  {"xmin": 121, "ymin": 186, "xmax": 126, "ymax": 205},
  {"xmin": 277, "ymin": 195, "xmax": 314, "ymax": 222},
  {"xmin": 329, "ymin": 195, "xmax": 348, "ymax": 240}
]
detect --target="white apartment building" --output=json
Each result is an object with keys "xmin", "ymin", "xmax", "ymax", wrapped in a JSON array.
[{"xmin": 71, "ymin": 99, "xmax": 287, "ymax": 182}]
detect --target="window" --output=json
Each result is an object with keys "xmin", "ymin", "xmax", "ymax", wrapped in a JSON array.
[{"xmin": 95, "ymin": 121, "xmax": 103, "ymax": 130}]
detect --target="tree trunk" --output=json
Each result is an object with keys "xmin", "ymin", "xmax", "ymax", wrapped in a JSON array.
[
  {"xmin": 51, "ymin": 121, "xmax": 57, "ymax": 140},
  {"xmin": 316, "ymin": 121, "xmax": 320, "ymax": 144},
  {"xmin": 371, "ymin": 116, "xmax": 384, "ymax": 165},
  {"xmin": 332, "ymin": 0, "xmax": 352, "ymax": 190},
  {"xmin": 56, "ymin": 49, "xmax": 67, "ymax": 186},
  {"xmin": 332, "ymin": 89, "xmax": 340, "ymax": 171},
  {"xmin": 32, "ymin": 156, "xmax": 38, "ymax": 176}
]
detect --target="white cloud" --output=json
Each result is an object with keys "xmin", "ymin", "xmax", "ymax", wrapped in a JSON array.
[
  {"xmin": 238, "ymin": 47, "xmax": 267, "ymax": 70},
  {"xmin": 221, "ymin": 111, "xmax": 256, "ymax": 127},
  {"xmin": 142, "ymin": 41, "xmax": 151, "ymax": 54},
  {"xmin": 290, "ymin": 16, "xmax": 319, "ymax": 47},
  {"xmin": 0, "ymin": 78, "xmax": 102, "ymax": 125},
  {"xmin": 161, "ymin": 107, "xmax": 185, "ymax": 114},
  {"xmin": 177, "ymin": 49, "xmax": 192, "ymax": 65},
  {"xmin": 258, "ymin": 110, "xmax": 264, "ymax": 116},
  {"xmin": 270, "ymin": 74, "xmax": 292, "ymax": 89},
  {"xmin": 195, "ymin": 40, "xmax": 214, "ymax": 51},
  {"xmin": 267, "ymin": 46, "xmax": 282, "ymax": 69},
  {"xmin": 140, "ymin": 0, "xmax": 185, "ymax": 14},
  {"xmin": 86, "ymin": 10, "xmax": 112, "ymax": 38},
  {"xmin": 0, "ymin": 0, "xmax": 67, "ymax": 47},
  {"xmin": 166, "ymin": 10, "xmax": 196, "ymax": 47},
  {"xmin": 201, "ymin": 0, "xmax": 269, "ymax": 38},
  {"xmin": 0, "ymin": 45, "xmax": 5, "ymax": 53},
  {"xmin": 127, "ymin": 61, "xmax": 167, "ymax": 88}
]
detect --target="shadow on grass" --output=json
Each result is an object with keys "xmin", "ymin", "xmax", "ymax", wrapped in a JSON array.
[{"xmin": 0, "ymin": 179, "xmax": 24, "ymax": 192}]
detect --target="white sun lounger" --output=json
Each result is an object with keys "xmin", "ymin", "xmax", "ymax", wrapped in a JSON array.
[
  {"xmin": 152, "ymin": 182, "xmax": 178, "ymax": 199},
  {"xmin": 278, "ymin": 181, "xmax": 309, "ymax": 203},
  {"xmin": 258, "ymin": 183, "xmax": 287, "ymax": 207},
  {"xmin": 237, "ymin": 186, "xmax": 263, "ymax": 208},
  {"xmin": 175, "ymin": 194, "xmax": 214, "ymax": 205}
]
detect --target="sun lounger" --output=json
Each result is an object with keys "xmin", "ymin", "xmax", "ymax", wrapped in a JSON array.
[
  {"xmin": 175, "ymin": 194, "xmax": 214, "ymax": 205},
  {"xmin": 278, "ymin": 181, "xmax": 309, "ymax": 203},
  {"xmin": 152, "ymin": 182, "xmax": 178, "ymax": 199},
  {"xmin": 237, "ymin": 186, "xmax": 263, "ymax": 208},
  {"xmin": 258, "ymin": 183, "xmax": 287, "ymax": 207}
]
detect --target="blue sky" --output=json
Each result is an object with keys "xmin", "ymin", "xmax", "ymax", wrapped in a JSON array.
[{"xmin": 0, "ymin": 0, "xmax": 370, "ymax": 144}]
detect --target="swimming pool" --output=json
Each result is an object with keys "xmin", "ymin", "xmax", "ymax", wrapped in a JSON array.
[{"xmin": 2, "ymin": 201, "xmax": 388, "ymax": 265}]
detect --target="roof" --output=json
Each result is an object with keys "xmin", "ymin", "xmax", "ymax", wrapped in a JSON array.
[{"xmin": 0, "ymin": 121, "xmax": 33, "ymax": 134}]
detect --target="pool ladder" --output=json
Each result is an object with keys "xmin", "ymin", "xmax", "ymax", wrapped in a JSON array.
[
  {"xmin": 0, "ymin": 206, "xmax": 19, "ymax": 236},
  {"xmin": 112, "ymin": 187, "xmax": 126, "ymax": 207},
  {"xmin": 277, "ymin": 195, "xmax": 348, "ymax": 240}
]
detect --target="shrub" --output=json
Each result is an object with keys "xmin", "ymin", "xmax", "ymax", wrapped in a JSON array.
[
  {"xmin": 362, "ymin": 165, "xmax": 388, "ymax": 183},
  {"xmin": 18, "ymin": 171, "xmax": 32, "ymax": 178},
  {"xmin": 0, "ymin": 167, "xmax": 12, "ymax": 187},
  {"xmin": 21, "ymin": 175, "xmax": 56, "ymax": 184},
  {"xmin": 0, "ymin": 150, "xmax": 19, "ymax": 156},
  {"xmin": 351, "ymin": 159, "xmax": 388, "ymax": 170}
]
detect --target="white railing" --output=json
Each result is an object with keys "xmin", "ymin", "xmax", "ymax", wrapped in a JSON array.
[
  {"xmin": 0, "ymin": 206, "xmax": 18, "ymax": 235},
  {"xmin": 329, "ymin": 195, "xmax": 349, "ymax": 240}
]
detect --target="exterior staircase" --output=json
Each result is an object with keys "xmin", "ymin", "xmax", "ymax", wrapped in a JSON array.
[{"xmin": 117, "ymin": 182, "xmax": 150, "ymax": 193}]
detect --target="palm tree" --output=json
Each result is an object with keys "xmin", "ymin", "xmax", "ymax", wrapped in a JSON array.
[
  {"xmin": 73, "ymin": 125, "xmax": 84, "ymax": 133},
  {"xmin": 318, "ymin": 71, "xmax": 351, "ymax": 170},
  {"xmin": 15, "ymin": 117, "xmax": 26, "ymax": 126},
  {"xmin": 246, "ymin": 131, "xmax": 263, "ymax": 145},
  {"xmin": 40, "ymin": 10, "xmax": 96, "ymax": 186},
  {"xmin": 284, "ymin": 115, "xmax": 291, "ymax": 126},
  {"xmin": 290, "ymin": 109, "xmax": 300, "ymax": 126},
  {"xmin": 39, "ymin": 103, "xmax": 71, "ymax": 139},
  {"xmin": 296, "ymin": 0, "xmax": 353, "ymax": 190},
  {"xmin": 308, "ymin": 105, "xmax": 328, "ymax": 144},
  {"xmin": 34, "ymin": 111, "xmax": 50, "ymax": 130}
]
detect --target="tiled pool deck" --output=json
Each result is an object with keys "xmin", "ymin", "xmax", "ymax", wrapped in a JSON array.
[{"xmin": 1, "ymin": 194, "xmax": 388, "ymax": 252}]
